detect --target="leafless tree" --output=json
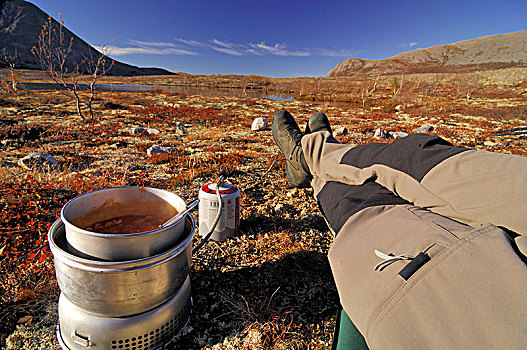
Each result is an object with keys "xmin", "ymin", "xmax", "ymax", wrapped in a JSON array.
[
  {"xmin": 393, "ymin": 74, "xmax": 404, "ymax": 96},
  {"xmin": 31, "ymin": 14, "xmax": 114, "ymax": 121},
  {"xmin": 1, "ymin": 47, "xmax": 21, "ymax": 92},
  {"xmin": 85, "ymin": 45, "xmax": 114, "ymax": 119}
]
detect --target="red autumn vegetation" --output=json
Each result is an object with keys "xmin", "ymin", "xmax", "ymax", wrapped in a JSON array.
[{"xmin": 1, "ymin": 67, "xmax": 526, "ymax": 348}]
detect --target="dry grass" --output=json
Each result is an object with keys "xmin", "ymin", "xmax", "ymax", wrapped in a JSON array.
[{"xmin": 1, "ymin": 70, "xmax": 526, "ymax": 349}]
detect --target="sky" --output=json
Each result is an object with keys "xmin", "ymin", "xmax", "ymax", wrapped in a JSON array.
[{"xmin": 28, "ymin": 0, "xmax": 527, "ymax": 78}]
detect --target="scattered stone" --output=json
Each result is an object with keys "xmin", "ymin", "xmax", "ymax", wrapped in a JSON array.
[
  {"xmin": 110, "ymin": 141, "xmax": 128, "ymax": 149},
  {"xmin": 175, "ymin": 122, "xmax": 187, "ymax": 135},
  {"xmin": 388, "ymin": 131, "xmax": 409, "ymax": 140},
  {"xmin": 146, "ymin": 128, "xmax": 160, "ymax": 135},
  {"xmin": 484, "ymin": 140, "xmax": 498, "ymax": 147},
  {"xmin": 130, "ymin": 127, "xmax": 160, "ymax": 136},
  {"xmin": 18, "ymin": 153, "xmax": 58, "ymax": 171},
  {"xmin": 373, "ymin": 128, "xmax": 387, "ymax": 139},
  {"xmin": 251, "ymin": 117, "xmax": 268, "ymax": 131},
  {"xmin": 130, "ymin": 127, "xmax": 146, "ymax": 135},
  {"xmin": 334, "ymin": 127, "xmax": 348, "ymax": 136},
  {"xmin": 147, "ymin": 145, "xmax": 177, "ymax": 156},
  {"xmin": 413, "ymin": 125, "xmax": 434, "ymax": 133}
]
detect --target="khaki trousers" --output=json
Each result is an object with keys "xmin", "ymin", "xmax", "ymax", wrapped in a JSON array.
[{"xmin": 301, "ymin": 131, "xmax": 527, "ymax": 349}]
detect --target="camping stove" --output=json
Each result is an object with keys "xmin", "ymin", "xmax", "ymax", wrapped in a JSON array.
[
  {"xmin": 49, "ymin": 191, "xmax": 197, "ymax": 350},
  {"xmin": 57, "ymin": 276, "xmax": 191, "ymax": 350}
]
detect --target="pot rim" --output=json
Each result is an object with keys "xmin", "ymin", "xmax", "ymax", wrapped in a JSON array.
[
  {"xmin": 60, "ymin": 186, "xmax": 186, "ymax": 239},
  {"xmin": 48, "ymin": 214, "xmax": 195, "ymax": 271}
]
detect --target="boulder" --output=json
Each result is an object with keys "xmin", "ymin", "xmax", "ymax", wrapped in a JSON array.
[
  {"xmin": 251, "ymin": 117, "xmax": 268, "ymax": 131},
  {"xmin": 147, "ymin": 145, "xmax": 177, "ymax": 156},
  {"xmin": 334, "ymin": 127, "xmax": 348, "ymax": 136},
  {"xmin": 18, "ymin": 153, "xmax": 58, "ymax": 171},
  {"xmin": 413, "ymin": 125, "xmax": 434, "ymax": 133}
]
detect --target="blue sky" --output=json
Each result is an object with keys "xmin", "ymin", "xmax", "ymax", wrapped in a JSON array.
[{"xmin": 28, "ymin": 0, "xmax": 527, "ymax": 77}]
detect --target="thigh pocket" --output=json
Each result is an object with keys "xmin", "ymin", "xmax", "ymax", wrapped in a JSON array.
[
  {"xmin": 367, "ymin": 224, "xmax": 527, "ymax": 349},
  {"xmin": 328, "ymin": 204, "xmax": 474, "ymax": 338}
]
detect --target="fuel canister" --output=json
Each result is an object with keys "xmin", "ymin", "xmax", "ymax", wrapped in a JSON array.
[{"xmin": 198, "ymin": 182, "xmax": 240, "ymax": 241}]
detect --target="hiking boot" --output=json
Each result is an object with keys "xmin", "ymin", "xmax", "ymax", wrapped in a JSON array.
[
  {"xmin": 305, "ymin": 112, "xmax": 332, "ymax": 134},
  {"xmin": 272, "ymin": 110, "xmax": 312, "ymax": 187}
]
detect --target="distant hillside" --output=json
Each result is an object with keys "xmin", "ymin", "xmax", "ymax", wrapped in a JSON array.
[
  {"xmin": 328, "ymin": 31, "xmax": 527, "ymax": 77},
  {"xmin": 0, "ymin": 0, "xmax": 173, "ymax": 76}
]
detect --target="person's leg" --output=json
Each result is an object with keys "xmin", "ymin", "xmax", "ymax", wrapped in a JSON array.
[
  {"xmin": 304, "ymin": 152, "xmax": 527, "ymax": 348},
  {"xmin": 297, "ymin": 113, "xmax": 527, "ymax": 348},
  {"xmin": 302, "ymin": 128, "xmax": 527, "ymax": 237},
  {"xmin": 272, "ymin": 111, "xmax": 527, "ymax": 348},
  {"xmin": 327, "ymin": 199, "xmax": 527, "ymax": 349}
]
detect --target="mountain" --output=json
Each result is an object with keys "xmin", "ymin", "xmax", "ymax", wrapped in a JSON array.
[
  {"xmin": 327, "ymin": 31, "xmax": 527, "ymax": 77},
  {"xmin": 0, "ymin": 0, "xmax": 173, "ymax": 76}
]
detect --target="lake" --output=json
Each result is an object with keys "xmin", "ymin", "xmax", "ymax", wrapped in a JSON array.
[{"xmin": 20, "ymin": 82, "xmax": 296, "ymax": 101}]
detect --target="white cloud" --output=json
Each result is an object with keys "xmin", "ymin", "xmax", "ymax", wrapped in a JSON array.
[
  {"xmin": 398, "ymin": 42, "xmax": 419, "ymax": 50},
  {"xmin": 175, "ymin": 38, "xmax": 208, "ymax": 47},
  {"xmin": 313, "ymin": 48, "xmax": 359, "ymax": 57},
  {"xmin": 107, "ymin": 38, "xmax": 357, "ymax": 58},
  {"xmin": 107, "ymin": 40, "xmax": 198, "ymax": 56},
  {"xmin": 109, "ymin": 47, "xmax": 198, "ymax": 55},
  {"xmin": 249, "ymin": 42, "xmax": 310, "ymax": 56},
  {"xmin": 209, "ymin": 39, "xmax": 245, "ymax": 56}
]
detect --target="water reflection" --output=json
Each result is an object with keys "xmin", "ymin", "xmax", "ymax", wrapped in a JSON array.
[{"xmin": 21, "ymin": 82, "xmax": 295, "ymax": 101}]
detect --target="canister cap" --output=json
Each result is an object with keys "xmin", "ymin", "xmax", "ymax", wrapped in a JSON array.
[{"xmin": 201, "ymin": 183, "xmax": 238, "ymax": 195}]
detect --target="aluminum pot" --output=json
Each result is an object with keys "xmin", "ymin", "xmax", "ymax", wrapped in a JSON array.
[
  {"xmin": 61, "ymin": 187, "xmax": 187, "ymax": 261},
  {"xmin": 48, "ymin": 215, "xmax": 194, "ymax": 317}
]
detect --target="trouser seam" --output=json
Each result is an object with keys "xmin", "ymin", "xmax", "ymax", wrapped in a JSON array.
[{"xmin": 368, "ymin": 224, "xmax": 496, "ymax": 341}]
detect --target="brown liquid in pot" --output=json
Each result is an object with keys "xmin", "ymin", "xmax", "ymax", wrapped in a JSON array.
[{"xmin": 83, "ymin": 214, "xmax": 166, "ymax": 234}]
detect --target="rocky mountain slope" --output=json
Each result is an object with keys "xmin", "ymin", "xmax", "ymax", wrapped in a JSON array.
[
  {"xmin": 0, "ymin": 0, "xmax": 173, "ymax": 76},
  {"xmin": 328, "ymin": 31, "xmax": 527, "ymax": 77}
]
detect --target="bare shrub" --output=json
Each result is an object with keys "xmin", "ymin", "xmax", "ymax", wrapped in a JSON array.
[{"xmin": 31, "ymin": 14, "xmax": 114, "ymax": 120}]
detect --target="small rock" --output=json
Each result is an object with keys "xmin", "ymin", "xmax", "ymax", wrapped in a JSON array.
[
  {"xmin": 251, "ymin": 117, "xmax": 268, "ymax": 131},
  {"xmin": 110, "ymin": 141, "xmax": 128, "ymax": 149},
  {"xmin": 130, "ymin": 127, "xmax": 160, "ymax": 136},
  {"xmin": 484, "ymin": 140, "xmax": 498, "ymax": 147},
  {"xmin": 175, "ymin": 122, "xmax": 187, "ymax": 135},
  {"xmin": 394, "ymin": 104, "xmax": 404, "ymax": 112},
  {"xmin": 18, "ymin": 153, "xmax": 58, "ymax": 171},
  {"xmin": 130, "ymin": 127, "xmax": 146, "ymax": 135},
  {"xmin": 388, "ymin": 131, "xmax": 409, "ymax": 140},
  {"xmin": 334, "ymin": 127, "xmax": 348, "ymax": 136},
  {"xmin": 373, "ymin": 128, "xmax": 387, "ymax": 139},
  {"xmin": 145, "ymin": 128, "xmax": 160, "ymax": 135},
  {"xmin": 413, "ymin": 125, "xmax": 434, "ymax": 133},
  {"xmin": 147, "ymin": 145, "xmax": 177, "ymax": 156}
]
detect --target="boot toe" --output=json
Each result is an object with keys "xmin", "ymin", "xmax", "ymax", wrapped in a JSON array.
[{"xmin": 306, "ymin": 112, "xmax": 332, "ymax": 134}]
